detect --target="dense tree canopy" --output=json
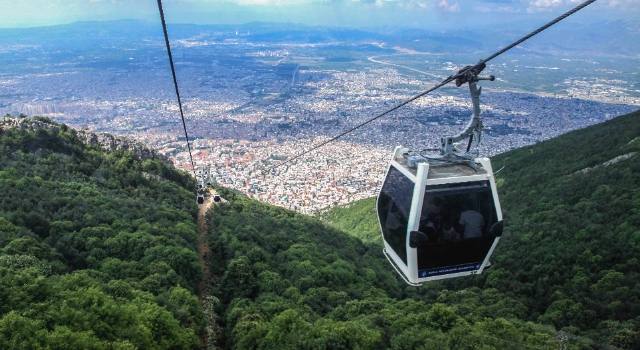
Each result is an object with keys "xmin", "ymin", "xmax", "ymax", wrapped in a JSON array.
[
  {"xmin": 0, "ymin": 118, "xmax": 203, "ymax": 349},
  {"xmin": 205, "ymin": 187, "xmax": 561, "ymax": 349},
  {"xmin": 3, "ymin": 109, "xmax": 639, "ymax": 349},
  {"xmin": 486, "ymin": 109, "xmax": 640, "ymax": 346}
]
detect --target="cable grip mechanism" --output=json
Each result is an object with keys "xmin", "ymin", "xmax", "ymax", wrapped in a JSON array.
[{"xmin": 440, "ymin": 66, "xmax": 495, "ymax": 159}]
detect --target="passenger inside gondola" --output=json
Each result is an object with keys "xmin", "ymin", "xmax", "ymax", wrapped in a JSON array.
[
  {"xmin": 421, "ymin": 197, "xmax": 442, "ymax": 221},
  {"xmin": 422, "ymin": 212, "xmax": 439, "ymax": 243},
  {"xmin": 459, "ymin": 201, "xmax": 484, "ymax": 239}
]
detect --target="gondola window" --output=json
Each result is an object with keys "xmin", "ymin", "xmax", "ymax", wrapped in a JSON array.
[{"xmin": 377, "ymin": 166, "xmax": 414, "ymax": 264}]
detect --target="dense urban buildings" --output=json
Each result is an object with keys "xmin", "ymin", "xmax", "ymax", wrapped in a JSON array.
[{"xmin": 1, "ymin": 28, "xmax": 638, "ymax": 214}]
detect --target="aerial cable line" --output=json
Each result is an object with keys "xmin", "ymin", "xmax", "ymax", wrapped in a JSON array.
[
  {"xmin": 265, "ymin": 0, "xmax": 598, "ymax": 174},
  {"xmin": 156, "ymin": 0, "xmax": 196, "ymax": 176}
]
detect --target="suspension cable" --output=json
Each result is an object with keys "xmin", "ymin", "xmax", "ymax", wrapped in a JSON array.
[
  {"xmin": 265, "ymin": 0, "xmax": 598, "ymax": 174},
  {"xmin": 156, "ymin": 0, "xmax": 196, "ymax": 176}
]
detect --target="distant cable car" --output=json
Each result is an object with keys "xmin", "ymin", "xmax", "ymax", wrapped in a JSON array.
[
  {"xmin": 213, "ymin": 194, "xmax": 221, "ymax": 203},
  {"xmin": 378, "ymin": 68, "xmax": 503, "ymax": 286},
  {"xmin": 197, "ymin": 193, "xmax": 205, "ymax": 204}
]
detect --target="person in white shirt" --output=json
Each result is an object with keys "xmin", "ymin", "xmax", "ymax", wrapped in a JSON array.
[{"xmin": 459, "ymin": 202, "xmax": 484, "ymax": 239}]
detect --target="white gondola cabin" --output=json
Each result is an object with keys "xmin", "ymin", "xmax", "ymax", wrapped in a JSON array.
[
  {"xmin": 377, "ymin": 147, "xmax": 503, "ymax": 285},
  {"xmin": 378, "ymin": 70, "xmax": 504, "ymax": 286}
]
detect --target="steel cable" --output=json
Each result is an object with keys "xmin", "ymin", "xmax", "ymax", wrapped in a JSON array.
[{"xmin": 157, "ymin": 0, "xmax": 197, "ymax": 176}]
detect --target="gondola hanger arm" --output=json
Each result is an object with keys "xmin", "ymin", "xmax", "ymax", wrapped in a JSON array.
[{"xmin": 439, "ymin": 72, "xmax": 494, "ymax": 158}]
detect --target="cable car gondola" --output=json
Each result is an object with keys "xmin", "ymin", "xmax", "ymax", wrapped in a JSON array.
[{"xmin": 377, "ymin": 69, "xmax": 503, "ymax": 286}]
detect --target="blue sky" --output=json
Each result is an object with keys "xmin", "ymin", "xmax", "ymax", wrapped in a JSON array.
[{"xmin": 2, "ymin": 0, "xmax": 638, "ymax": 28}]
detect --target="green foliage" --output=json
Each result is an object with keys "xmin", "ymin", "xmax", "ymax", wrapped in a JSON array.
[
  {"xmin": 0, "ymin": 270, "xmax": 200, "ymax": 349},
  {"xmin": 0, "ymin": 121, "xmax": 203, "ymax": 348},
  {"xmin": 318, "ymin": 197, "xmax": 380, "ymax": 244},
  {"xmin": 32, "ymin": 116, "xmax": 59, "ymax": 125},
  {"xmin": 206, "ymin": 187, "xmax": 556, "ymax": 348},
  {"xmin": 485, "ymin": 110, "xmax": 640, "ymax": 343}
]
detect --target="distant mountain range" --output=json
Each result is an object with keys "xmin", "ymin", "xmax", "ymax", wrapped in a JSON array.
[{"xmin": 0, "ymin": 19, "xmax": 638, "ymax": 58}]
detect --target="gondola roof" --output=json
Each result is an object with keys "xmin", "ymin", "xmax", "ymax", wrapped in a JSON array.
[{"xmin": 392, "ymin": 153, "xmax": 487, "ymax": 179}]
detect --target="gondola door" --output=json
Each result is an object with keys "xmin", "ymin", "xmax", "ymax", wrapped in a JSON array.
[{"xmin": 415, "ymin": 158, "xmax": 503, "ymax": 283}]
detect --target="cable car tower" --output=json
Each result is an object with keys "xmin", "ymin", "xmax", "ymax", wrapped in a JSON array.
[
  {"xmin": 196, "ymin": 166, "xmax": 212, "ymax": 205},
  {"xmin": 377, "ymin": 64, "xmax": 504, "ymax": 286}
]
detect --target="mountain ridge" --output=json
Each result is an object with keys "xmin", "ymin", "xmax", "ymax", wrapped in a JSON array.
[
  {"xmin": 2, "ymin": 109, "xmax": 640, "ymax": 348},
  {"xmin": 1, "ymin": 117, "xmax": 170, "ymax": 165},
  {"xmin": 1, "ymin": 19, "xmax": 637, "ymax": 57}
]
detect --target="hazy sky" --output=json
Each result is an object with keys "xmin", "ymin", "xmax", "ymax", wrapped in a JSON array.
[{"xmin": 2, "ymin": 0, "xmax": 638, "ymax": 28}]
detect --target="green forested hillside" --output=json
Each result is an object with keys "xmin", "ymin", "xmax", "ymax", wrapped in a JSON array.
[
  {"xmin": 487, "ymin": 110, "xmax": 640, "ymax": 345},
  {"xmin": 0, "ymin": 118, "xmax": 204, "ymax": 349},
  {"xmin": 205, "ymin": 187, "xmax": 560, "ymax": 349},
  {"xmin": 3, "ymin": 109, "xmax": 639, "ymax": 349},
  {"xmin": 318, "ymin": 197, "xmax": 379, "ymax": 244},
  {"xmin": 317, "ymin": 110, "xmax": 640, "ymax": 348}
]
